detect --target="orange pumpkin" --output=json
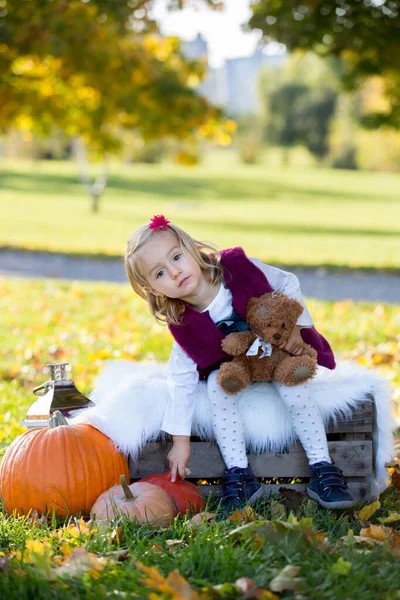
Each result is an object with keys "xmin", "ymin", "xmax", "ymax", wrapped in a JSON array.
[
  {"xmin": 90, "ymin": 475, "xmax": 174, "ymax": 527},
  {"xmin": 0, "ymin": 411, "xmax": 130, "ymax": 517}
]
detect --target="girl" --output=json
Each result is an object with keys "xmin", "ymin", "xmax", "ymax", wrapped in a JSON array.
[{"xmin": 124, "ymin": 215, "xmax": 355, "ymax": 512}]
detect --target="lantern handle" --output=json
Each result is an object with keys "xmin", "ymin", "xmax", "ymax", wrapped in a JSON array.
[{"xmin": 33, "ymin": 381, "xmax": 54, "ymax": 396}]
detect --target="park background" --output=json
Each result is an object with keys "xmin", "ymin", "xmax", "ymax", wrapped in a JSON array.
[{"xmin": 1, "ymin": 1, "xmax": 400, "ymax": 597}]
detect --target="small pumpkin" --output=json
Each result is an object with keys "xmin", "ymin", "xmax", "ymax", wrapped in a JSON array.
[
  {"xmin": 140, "ymin": 471, "xmax": 205, "ymax": 516},
  {"xmin": 0, "ymin": 411, "xmax": 130, "ymax": 517},
  {"xmin": 90, "ymin": 475, "xmax": 174, "ymax": 527}
]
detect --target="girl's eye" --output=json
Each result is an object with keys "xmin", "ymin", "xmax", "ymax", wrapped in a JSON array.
[
  {"xmin": 156, "ymin": 270, "xmax": 165, "ymax": 279},
  {"xmin": 173, "ymin": 254, "xmax": 181, "ymax": 262},
  {"xmin": 281, "ymin": 322, "xmax": 286, "ymax": 328}
]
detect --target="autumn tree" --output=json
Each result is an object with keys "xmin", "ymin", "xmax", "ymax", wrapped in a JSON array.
[
  {"xmin": 0, "ymin": 0, "xmax": 227, "ymax": 210},
  {"xmin": 248, "ymin": 0, "xmax": 400, "ymax": 129}
]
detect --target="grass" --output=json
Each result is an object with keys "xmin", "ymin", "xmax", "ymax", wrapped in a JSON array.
[
  {"xmin": 1, "ymin": 153, "xmax": 400, "ymax": 270},
  {"xmin": 0, "ymin": 277, "xmax": 399, "ymax": 597}
]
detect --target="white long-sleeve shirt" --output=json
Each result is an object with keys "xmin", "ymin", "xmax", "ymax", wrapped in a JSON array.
[{"xmin": 161, "ymin": 259, "xmax": 314, "ymax": 436}]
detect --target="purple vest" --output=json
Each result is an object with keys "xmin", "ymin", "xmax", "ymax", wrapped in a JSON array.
[{"xmin": 168, "ymin": 247, "xmax": 336, "ymax": 380}]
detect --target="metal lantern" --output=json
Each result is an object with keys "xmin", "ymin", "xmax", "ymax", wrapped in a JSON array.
[{"xmin": 21, "ymin": 362, "xmax": 95, "ymax": 430}]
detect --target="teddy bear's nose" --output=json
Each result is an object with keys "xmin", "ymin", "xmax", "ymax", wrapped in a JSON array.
[{"xmin": 273, "ymin": 333, "xmax": 281, "ymax": 341}]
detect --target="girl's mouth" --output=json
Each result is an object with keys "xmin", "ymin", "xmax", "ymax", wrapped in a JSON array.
[{"xmin": 179, "ymin": 276, "xmax": 190, "ymax": 287}]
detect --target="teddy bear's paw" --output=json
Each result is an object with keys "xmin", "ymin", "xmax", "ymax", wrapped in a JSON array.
[
  {"xmin": 293, "ymin": 363, "xmax": 314, "ymax": 382},
  {"xmin": 221, "ymin": 378, "xmax": 242, "ymax": 394}
]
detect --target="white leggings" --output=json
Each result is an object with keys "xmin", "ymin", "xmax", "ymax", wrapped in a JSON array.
[{"xmin": 207, "ymin": 370, "xmax": 331, "ymax": 470}]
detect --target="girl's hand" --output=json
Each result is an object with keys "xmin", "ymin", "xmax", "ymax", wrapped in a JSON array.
[
  {"xmin": 168, "ymin": 436, "xmax": 191, "ymax": 482},
  {"xmin": 279, "ymin": 325, "xmax": 304, "ymax": 355}
]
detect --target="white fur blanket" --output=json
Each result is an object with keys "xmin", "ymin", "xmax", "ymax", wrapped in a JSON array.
[{"xmin": 71, "ymin": 360, "xmax": 395, "ymax": 493}]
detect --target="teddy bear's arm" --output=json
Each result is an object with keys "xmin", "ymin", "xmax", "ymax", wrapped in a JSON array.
[{"xmin": 221, "ymin": 331, "xmax": 255, "ymax": 356}]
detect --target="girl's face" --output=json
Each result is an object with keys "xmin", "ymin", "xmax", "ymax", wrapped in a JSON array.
[{"xmin": 137, "ymin": 231, "xmax": 205, "ymax": 301}]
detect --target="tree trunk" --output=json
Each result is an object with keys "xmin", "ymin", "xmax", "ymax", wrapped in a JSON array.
[{"xmin": 72, "ymin": 137, "xmax": 108, "ymax": 213}]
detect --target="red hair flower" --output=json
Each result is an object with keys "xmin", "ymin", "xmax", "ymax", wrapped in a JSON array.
[{"xmin": 149, "ymin": 215, "xmax": 170, "ymax": 231}]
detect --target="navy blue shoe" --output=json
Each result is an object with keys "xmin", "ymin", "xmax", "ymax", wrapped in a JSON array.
[
  {"xmin": 307, "ymin": 461, "xmax": 355, "ymax": 509},
  {"xmin": 218, "ymin": 465, "xmax": 264, "ymax": 515}
]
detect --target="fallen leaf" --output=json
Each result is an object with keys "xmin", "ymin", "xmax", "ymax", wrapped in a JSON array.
[
  {"xmin": 138, "ymin": 562, "xmax": 206, "ymax": 599},
  {"xmin": 235, "ymin": 577, "xmax": 279, "ymax": 599},
  {"xmin": 378, "ymin": 512, "xmax": 400, "ymax": 524},
  {"xmin": 229, "ymin": 506, "xmax": 256, "ymax": 524},
  {"xmin": 53, "ymin": 547, "xmax": 104, "ymax": 578},
  {"xmin": 269, "ymin": 565, "xmax": 303, "ymax": 593},
  {"xmin": 166, "ymin": 539, "xmax": 187, "ymax": 548},
  {"xmin": 185, "ymin": 512, "xmax": 217, "ymax": 529},
  {"xmin": 360, "ymin": 524, "xmax": 392, "ymax": 542},
  {"xmin": 357, "ymin": 499, "xmax": 381, "ymax": 521}
]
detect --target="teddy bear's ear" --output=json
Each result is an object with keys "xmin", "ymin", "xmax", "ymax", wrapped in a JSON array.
[{"xmin": 287, "ymin": 297, "xmax": 304, "ymax": 321}]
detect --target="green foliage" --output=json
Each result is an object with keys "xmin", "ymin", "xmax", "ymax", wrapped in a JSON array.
[
  {"xmin": 0, "ymin": 0, "xmax": 226, "ymax": 155},
  {"xmin": 267, "ymin": 83, "xmax": 337, "ymax": 158},
  {"xmin": 249, "ymin": 0, "xmax": 400, "ymax": 128}
]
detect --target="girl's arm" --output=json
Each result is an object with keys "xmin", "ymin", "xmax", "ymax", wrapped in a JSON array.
[
  {"xmin": 161, "ymin": 342, "xmax": 199, "ymax": 482},
  {"xmin": 250, "ymin": 258, "xmax": 313, "ymax": 328}
]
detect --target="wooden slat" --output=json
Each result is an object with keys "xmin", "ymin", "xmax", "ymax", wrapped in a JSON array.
[
  {"xmin": 196, "ymin": 481, "xmax": 374, "ymax": 503},
  {"xmin": 129, "ymin": 440, "xmax": 373, "ymax": 479},
  {"xmin": 326, "ymin": 402, "xmax": 373, "ymax": 433}
]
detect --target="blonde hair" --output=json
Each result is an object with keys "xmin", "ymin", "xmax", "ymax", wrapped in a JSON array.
[{"xmin": 124, "ymin": 221, "xmax": 223, "ymax": 325}]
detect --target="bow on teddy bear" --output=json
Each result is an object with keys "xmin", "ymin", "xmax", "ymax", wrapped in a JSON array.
[{"xmin": 217, "ymin": 291, "xmax": 318, "ymax": 395}]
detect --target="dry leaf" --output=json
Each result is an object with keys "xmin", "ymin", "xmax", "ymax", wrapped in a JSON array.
[
  {"xmin": 185, "ymin": 512, "xmax": 217, "ymax": 529},
  {"xmin": 234, "ymin": 577, "xmax": 279, "ymax": 599},
  {"xmin": 138, "ymin": 562, "xmax": 206, "ymax": 599},
  {"xmin": 166, "ymin": 540, "xmax": 187, "ymax": 548},
  {"xmin": 53, "ymin": 547, "xmax": 104, "ymax": 578},
  {"xmin": 357, "ymin": 499, "xmax": 381, "ymax": 521},
  {"xmin": 269, "ymin": 565, "xmax": 303, "ymax": 593},
  {"xmin": 229, "ymin": 506, "xmax": 256, "ymax": 524},
  {"xmin": 359, "ymin": 524, "xmax": 392, "ymax": 542}
]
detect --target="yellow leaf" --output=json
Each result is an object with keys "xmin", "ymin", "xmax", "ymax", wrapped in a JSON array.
[
  {"xmin": 378, "ymin": 512, "xmax": 400, "ymax": 524},
  {"xmin": 357, "ymin": 499, "xmax": 381, "ymax": 521},
  {"xmin": 359, "ymin": 524, "xmax": 392, "ymax": 542},
  {"xmin": 229, "ymin": 505, "xmax": 256, "ymax": 524},
  {"xmin": 137, "ymin": 562, "xmax": 205, "ymax": 599}
]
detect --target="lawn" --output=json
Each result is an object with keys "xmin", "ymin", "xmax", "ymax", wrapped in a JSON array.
[
  {"xmin": 1, "ymin": 277, "xmax": 400, "ymax": 598},
  {"xmin": 1, "ymin": 155, "xmax": 400, "ymax": 270}
]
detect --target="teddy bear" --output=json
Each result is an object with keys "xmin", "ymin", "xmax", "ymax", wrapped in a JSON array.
[{"xmin": 217, "ymin": 291, "xmax": 318, "ymax": 395}]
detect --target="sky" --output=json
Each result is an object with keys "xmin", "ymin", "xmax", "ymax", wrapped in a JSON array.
[{"xmin": 151, "ymin": 0, "xmax": 284, "ymax": 68}]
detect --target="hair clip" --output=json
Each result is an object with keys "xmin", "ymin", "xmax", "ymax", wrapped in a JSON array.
[{"xmin": 149, "ymin": 215, "xmax": 170, "ymax": 231}]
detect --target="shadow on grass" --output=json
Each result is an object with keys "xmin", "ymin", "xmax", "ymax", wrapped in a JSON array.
[{"xmin": 0, "ymin": 168, "xmax": 391, "ymax": 203}]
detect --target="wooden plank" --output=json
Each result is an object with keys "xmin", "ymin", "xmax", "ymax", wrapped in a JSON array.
[
  {"xmin": 129, "ymin": 440, "xmax": 373, "ymax": 478},
  {"xmin": 326, "ymin": 402, "xmax": 373, "ymax": 433},
  {"xmin": 195, "ymin": 482, "xmax": 374, "ymax": 503}
]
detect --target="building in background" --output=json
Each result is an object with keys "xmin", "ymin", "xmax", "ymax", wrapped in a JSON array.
[{"xmin": 182, "ymin": 33, "xmax": 286, "ymax": 115}]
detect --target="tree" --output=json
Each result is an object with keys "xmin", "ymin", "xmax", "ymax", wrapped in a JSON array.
[
  {"xmin": 266, "ymin": 83, "xmax": 337, "ymax": 160},
  {"xmin": 248, "ymin": 0, "xmax": 400, "ymax": 128},
  {"xmin": 0, "ymin": 0, "xmax": 228, "ymax": 210}
]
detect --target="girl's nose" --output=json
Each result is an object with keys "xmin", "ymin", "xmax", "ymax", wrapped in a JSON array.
[{"xmin": 171, "ymin": 266, "xmax": 182, "ymax": 278}]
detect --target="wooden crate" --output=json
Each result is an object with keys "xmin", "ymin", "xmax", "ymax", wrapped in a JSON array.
[{"xmin": 129, "ymin": 399, "xmax": 375, "ymax": 503}]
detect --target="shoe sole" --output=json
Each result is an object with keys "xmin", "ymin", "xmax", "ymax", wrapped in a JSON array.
[
  {"xmin": 246, "ymin": 485, "xmax": 265, "ymax": 506},
  {"xmin": 307, "ymin": 488, "xmax": 355, "ymax": 509}
]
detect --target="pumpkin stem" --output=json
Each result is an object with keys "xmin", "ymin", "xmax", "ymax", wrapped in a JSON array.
[
  {"xmin": 120, "ymin": 475, "xmax": 135, "ymax": 500},
  {"xmin": 48, "ymin": 410, "xmax": 69, "ymax": 428}
]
